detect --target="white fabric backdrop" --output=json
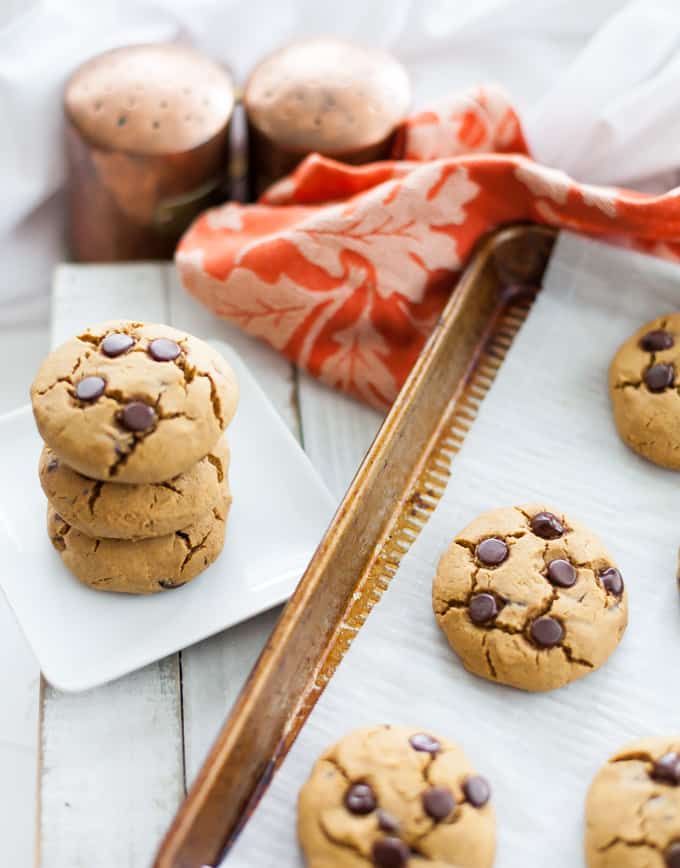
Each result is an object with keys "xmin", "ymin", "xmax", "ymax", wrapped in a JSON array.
[
  {"xmin": 1, "ymin": 2, "xmax": 679, "ymax": 865},
  {"xmin": 2, "ymin": 0, "xmax": 680, "ymax": 330}
]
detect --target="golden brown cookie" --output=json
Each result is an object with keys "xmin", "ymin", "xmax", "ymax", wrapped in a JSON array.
[
  {"xmin": 609, "ymin": 314, "xmax": 680, "ymax": 469},
  {"xmin": 297, "ymin": 725, "xmax": 495, "ymax": 868},
  {"xmin": 39, "ymin": 439, "xmax": 229, "ymax": 539},
  {"xmin": 432, "ymin": 505, "xmax": 628, "ymax": 692},
  {"xmin": 31, "ymin": 320, "xmax": 238, "ymax": 483},
  {"xmin": 47, "ymin": 490, "xmax": 230, "ymax": 594},
  {"xmin": 585, "ymin": 736, "xmax": 680, "ymax": 868}
]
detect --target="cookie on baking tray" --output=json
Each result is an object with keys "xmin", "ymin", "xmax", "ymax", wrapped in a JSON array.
[
  {"xmin": 297, "ymin": 725, "xmax": 494, "ymax": 868},
  {"xmin": 47, "ymin": 490, "xmax": 230, "ymax": 594},
  {"xmin": 39, "ymin": 438, "xmax": 230, "ymax": 539},
  {"xmin": 609, "ymin": 313, "xmax": 680, "ymax": 469},
  {"xmin": 585, "ymin": 736, "xmax": 680, "ymax": 868},
  {"xmin": 31, "ymin": 320, "xmax": 238, "ymax": 483},
  {"xmin": 432, "ymin": 505, "xmax": 628, "ymax": 692}
]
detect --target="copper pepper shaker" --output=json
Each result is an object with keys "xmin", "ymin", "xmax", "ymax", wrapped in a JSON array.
[
  {"xmin": 244, "ymin": 38, "xmax": 411, "ymax": 198},
  {"xmin": 64, "ymin": 43, "xmax": 235, "ymax": 262}
]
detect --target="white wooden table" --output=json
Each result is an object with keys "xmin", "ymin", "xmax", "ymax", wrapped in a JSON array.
[{"xmin": 33, "ymin": 263, "xmax": 383, "ymax": 867}]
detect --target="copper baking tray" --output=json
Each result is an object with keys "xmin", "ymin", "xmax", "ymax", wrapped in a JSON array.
[{"xmin": 154, "ymin": 224, "xmax": 557, "ymax": 868}]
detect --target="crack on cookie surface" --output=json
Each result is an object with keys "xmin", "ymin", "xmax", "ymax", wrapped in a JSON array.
[
  {"xmin": 481, "ymin": 634, "xmax": 497, "ymax": 679},
  {"xmin": 159, "ymin": 480, "xmax": 183, "ymax": 496},
  {"xmin": 170, "ymin": 346, "xmax": 226, "ymax": 428},
  {"xmin": 50, "ymin": 515, "xmax": 73, "ymax": 551},
  {"xmin": 76, "ymin": 333, "xmax": 101, "ymax": 346},
  {"xmin": 175, "ymin": 527, "xmax": 213, "ymax": 573},
  {"xmin": 611, "ymin": 750, "xmax": 656, "ymax": 765},
  {"xmin": 559, "ymin": 643, "xmax": 595, "ymax": 669},
  {"xmin": 203, "ymin": 371, "xmax": 225, "ymax": 428},
  {"xmin": 109, "ymin": 436, "xmax": 143, "ymax": 478},
  {"xmin": 206, "ymin": 452, "xmax": 224, "ymax": 483},
  {"xmin": 613, "ymin": 380, "xmax": 643, "ymax": 391},
  {"xmin": 50, "ymin": 534, "xmax": 66, "ymax": 552},
  {"xmin": 87, "ymin": 481, "xmax": 103, "ymax": 515},
  {"xmin": 36, "ymin": 375, "xmax": 76, "ymax": 397}
]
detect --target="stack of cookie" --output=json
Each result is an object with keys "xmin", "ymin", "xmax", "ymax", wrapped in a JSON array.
[{"xmin": 30, "ymin": 320, "xmax": 239, "ymax": 594}]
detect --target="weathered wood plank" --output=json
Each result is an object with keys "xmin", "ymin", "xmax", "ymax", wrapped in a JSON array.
[
  {"xmin": 168, "ymin": 267, "xmax": 383, "ymax": 794},
  {"xmin": 296, "ymin": 371, "xmax": 384, "ymax": 499},
  {"xmin": 40, "ymin": 659, "xmax": 184, "ymax": 868},
  {"xmin": 166, "ymin": 266, "xmax": 296, "ymax": 786},
  {"xmin": 0, "ymin": 319, "xmax": 46, "ymax": 868},
  {"xmin": 41, "ymin": 265, "xmax": 185, "ymax": 868},
  {"xmin": 181, "ymin": 608, "xmax": 282, "ymax": 784}
]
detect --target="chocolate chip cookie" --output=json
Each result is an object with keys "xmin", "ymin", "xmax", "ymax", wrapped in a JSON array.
[
  {"xmin": 48, "ymin": 490, "xmax": 230, "ymax": 594},
  {"xmin": 31, "ymin": 321, "xmax": 238, "ymax": 483},
  {"xmin": 297, "ymin": 725, "xmax": 495, "ymax": 868},
  {"xmin": 585, "ymin": 736, "xmax": 680, "ymax": 867},
  {"xmin": 39, "ymin": 438, "xmax": 229, "ymax": 539},
  {"xmin": 609, "ymin": 314, "xmax": 680, "ymax": 468},
  {"xmin": 432, "ymin": 505, "xmax": 628, "ymax": 692}
]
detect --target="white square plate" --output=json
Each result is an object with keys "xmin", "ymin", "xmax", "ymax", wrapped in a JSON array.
[{"xmin": 0, "ymin": 343, "xmax": 335, "ymax": 691}]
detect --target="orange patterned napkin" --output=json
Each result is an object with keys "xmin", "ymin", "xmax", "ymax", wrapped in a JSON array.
[{"xmin": 177, "ymin": 86, "xmax": 680, "ymax": 407}]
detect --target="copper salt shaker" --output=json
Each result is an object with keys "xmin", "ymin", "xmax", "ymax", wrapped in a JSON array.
[
  {"xmin": 244, "ymin": 38, "xmax": 411, "ymax": 198},
  {"xmin": 64, "ymin": 43, "xmax": 235, "ymax": 261}
]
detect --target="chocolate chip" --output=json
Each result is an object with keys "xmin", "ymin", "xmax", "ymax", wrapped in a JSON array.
[
  {"xmin": 75, "ymin": 376, "xmax": 106, "ymax": 402},
  {"xmin": 371, "ymin": 837, "xmax": 410, "ymax": 868},
  {"xmin": 377, "ymin": 809, "xmax": 400, "ymax": 834},
  {"xmin": 409, "ymin": 733, "xmax": 440, "ymax": 754},
  {"xmin": 101, "ymin": 332, "xmax": 135, "ymax": 357},
  {"xmin": 640, "ymin": 329, "xmax": 674, "ymax": 352},
  {"xmin": 422, "ymin": 786, "xmax": 455, "ymax": 820},
  {"xmin": 599, "ymin": 567, "xmax": 624, "ymax": 597},
  {"xmin": 476, "ymin": 537, "xmax": 508, "ymax": 566},
  {"xmin": 666, "ymin": 841, "xmax": 680, "ymax": 868},
  {"xmin": 158, "ymin": 580, "xmax": 186, "ymax": 590},
  {"xmin": 148, "ymin": 338, "xmax": 181, "ymax": 362},
  {"xmin": 644, "ymin": 363, "xmax": 675, "ymax": 392},
  {"xmin": 469, "ymin": 593, "xmax": 500, "ymax": 625},
  {"xmin": 530, "ymin": 512, "xmax": 564, "ymax": 539},
  {"xmin": 463, "ymin": 775, "xmax": 491, "ymax": 808},
  {"xmin": 46, "ymin": 457, "xmax": 59, "ymax": 472},
  {"xmin": 652, "ymin": 752, "xmax": 680, "ymax": 785},
  {"xmin": 120, "ymin": 401, "xmax": 156, "ymax": 432},
  {"xmin": 547, "ymin": 559, "xmax": 577, "ymax": 588},
  {"xmin": 344, "ymin": 783, "xmax": 376, "ymax": 815},
  {"xmin": 530, "ymin": 616, "xmax": 564, "ymax": 648}
]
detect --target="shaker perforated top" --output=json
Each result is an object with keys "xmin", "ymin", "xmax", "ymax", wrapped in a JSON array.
[
  {"xmin": 244, "ymin": 38, "xmax": 411, "ymax": 154},
  {"xmin": 64, "ymin": 43, "xmax": 234, "ymax": 155}
]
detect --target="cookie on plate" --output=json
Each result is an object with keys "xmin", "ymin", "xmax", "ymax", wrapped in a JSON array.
[
  {"xmin": 432, "ymin": 504, "xmax": 628, "ymax": 692},
  {"xmin": 39, "ymin": 438, "xmax": 229, "ymax": 539},
  {"xmin": 609, "ymin": 314, "xmax": 680, "ymax": 469},
  {"xmin": 47, "ymin": 491, "xmax": 230, "ymax": 594},
  {"xmin": 31, "ymin": 320, "xmax": 238, "ymax": 483},
  {"xmin": 585, "ymin": 736, "xmax": 680, "ymax": 868},
  {"xmin": 297, "ymin": 725, "xmax": 495, "ymax": 868}
]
